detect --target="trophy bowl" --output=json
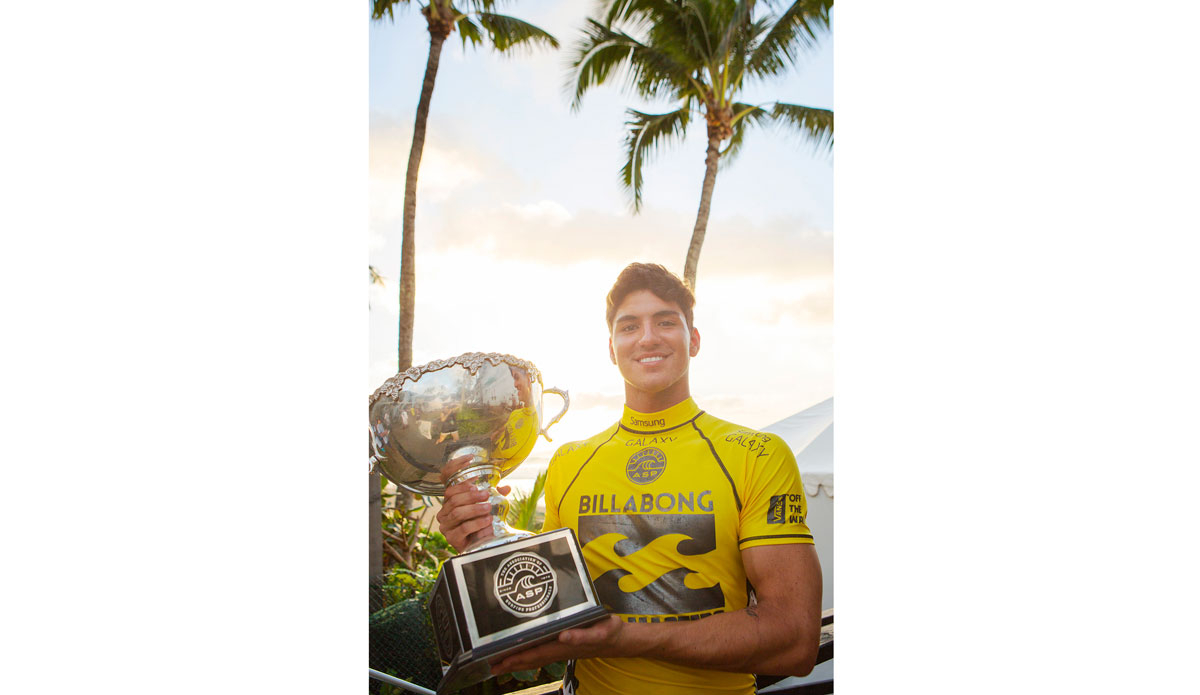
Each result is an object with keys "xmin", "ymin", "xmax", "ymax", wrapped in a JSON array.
[{"xmin": 368, "ymin": 352, "xmax": 569, "ymax": 547}]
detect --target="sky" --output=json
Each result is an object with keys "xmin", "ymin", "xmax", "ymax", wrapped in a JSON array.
[{"xmin": 369, "ymin": 0, "xmax": 834, "ymax": 479}]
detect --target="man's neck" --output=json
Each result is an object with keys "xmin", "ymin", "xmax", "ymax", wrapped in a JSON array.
[{"xmin": 623, "ymin": 382, "xmax": 691, "ymax": 414}]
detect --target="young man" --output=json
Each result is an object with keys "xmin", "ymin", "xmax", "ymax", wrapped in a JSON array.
[{"xmin": 437, "ymin": 263, "xmax": 822, "ymax": 695}]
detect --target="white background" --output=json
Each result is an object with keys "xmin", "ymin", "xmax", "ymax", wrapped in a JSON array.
[{"xmin": 3, "ymin": 2, "xmax": 1199, "ymax": 693}]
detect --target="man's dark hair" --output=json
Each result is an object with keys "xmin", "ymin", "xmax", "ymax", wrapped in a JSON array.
[{"xmin": 605, "ymin": 263, "xmax": 695, "ymax": 330}]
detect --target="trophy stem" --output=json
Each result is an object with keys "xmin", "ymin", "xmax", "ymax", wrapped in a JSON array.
[{"xmin": 446, "ymin": 447, "xmax": 534, "ymax": 553}]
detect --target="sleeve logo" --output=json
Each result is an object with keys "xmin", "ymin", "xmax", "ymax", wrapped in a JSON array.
[
  {"xmin": 493, "ymin": 552, "xmax": 558, "ymax": 617},
  {"xmin": 767, "ymin": 493, "xmax": 806, "ymax": 524},
  {"xmin": 767, "ymin": 495, "xmax": 787, "ymax": 524}
]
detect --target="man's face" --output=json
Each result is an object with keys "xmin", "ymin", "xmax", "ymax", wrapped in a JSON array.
[
  {"xmin": 510, "ymin": 366, "xmax": 532, "ymax": 404},
  {"xmin": 608, "ymin": 289, "xmax": 700, "ymax": 409}
]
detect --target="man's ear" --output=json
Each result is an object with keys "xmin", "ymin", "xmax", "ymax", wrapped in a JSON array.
[
  {"xmin": 608, "ymin": 336, "xmax": 617, "ymax": 364},
  {"xmin": 689, "ymin": 327, "xmax": 701, "ymax": 357}
]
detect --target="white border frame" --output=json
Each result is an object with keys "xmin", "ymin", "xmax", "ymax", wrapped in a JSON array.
[{"xmin": 453, "ymin": 529, "xmax": 599, "ymax": 649}]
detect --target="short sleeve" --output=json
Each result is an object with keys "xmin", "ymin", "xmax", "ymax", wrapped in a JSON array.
[{"xmin": 737, "ymin": 432, "xmax": 814, "ymax": 549}]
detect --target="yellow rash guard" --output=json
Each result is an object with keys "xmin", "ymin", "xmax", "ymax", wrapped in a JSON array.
[{"xmin": 542, "ymin": 398, "xmax": 814, "ymax": 695}]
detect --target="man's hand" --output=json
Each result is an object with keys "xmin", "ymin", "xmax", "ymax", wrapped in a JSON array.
[
  {"xmin": 489, "ymin": 615, "xmax": 628, "ymax": 675},
  {"xmin": 434, "ymin": 453, "xmax": 510, "ymax": 552}
]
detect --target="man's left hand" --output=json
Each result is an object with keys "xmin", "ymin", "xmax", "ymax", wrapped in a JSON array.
[{"xmin": 490, "ymin": 615, "xmax": 627, "ymax": 675}]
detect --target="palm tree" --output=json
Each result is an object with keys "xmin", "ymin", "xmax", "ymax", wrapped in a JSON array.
[
  {"xmin": 371, "ymin": 0, "xmax": 559, "ymax": 371},
  {"xmin": 570, "ymin": 0, "xmax": 833, "ymax": 290}
]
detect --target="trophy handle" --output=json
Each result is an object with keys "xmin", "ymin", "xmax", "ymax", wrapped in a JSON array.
[
  {"xmin": 368, "ymin": 424, "xmax": 385, "ymax": 474},
  {"xmin": 540, "ymin": 387, "xmax": 570, "ymax": 442}
]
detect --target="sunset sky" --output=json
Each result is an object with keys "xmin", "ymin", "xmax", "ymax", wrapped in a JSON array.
[{"xmin": 369, "ymin": 0, "xmax": 834, "ymax": 475}]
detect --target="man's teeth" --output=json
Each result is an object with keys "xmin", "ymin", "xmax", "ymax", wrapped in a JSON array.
[{"xmin": 638, "ymin": 356, "xmax": 664, "ymax": 363}]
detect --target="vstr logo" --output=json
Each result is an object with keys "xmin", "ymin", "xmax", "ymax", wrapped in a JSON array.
[
  {"xmin": 493, "ymin": 553, "xmax": 557, "ymax": 617},
  {"xmin": 767, "ymin": 494, "xmax": 806, "ymax": 524},
  {"xmin": 626, "ymin": 447, "xmax": 667, "ymax": 484}
]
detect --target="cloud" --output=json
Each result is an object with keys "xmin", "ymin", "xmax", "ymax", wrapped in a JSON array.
[
  {"xmin": 369, "ymin": 118, "xmax": 485, "ymax": 204},
  {"xmin": 431, "ymin": 201, "xmax": 831, "ymax": 283},
  {"xmin": 504, "ymin": 200, "xmax": 572, "ymax": 226},
  {"xmin": 760, "ymin": 282, "xmax": 834, "ymax": 325}
]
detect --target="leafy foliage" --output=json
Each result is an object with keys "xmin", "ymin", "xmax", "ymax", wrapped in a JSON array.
[
  {"xmin": 506, "ymin": 468, "xmax": 548, "ymax": 532},
  {"xmin": 378, "ymin": 485, "xmax": 455, "ymax": 604},
  {"xmin": 569, "ymin": 0, "xmax": 834, "ymax": 209}
]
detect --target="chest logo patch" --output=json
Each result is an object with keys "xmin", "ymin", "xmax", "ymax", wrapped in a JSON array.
[
  {"xmin": 493, "ymin": 552, "xmax": 558, "ymax": 617},
  {"xmin": 626, "ymin": 447, "xmax": 667, "ymax": 484}
]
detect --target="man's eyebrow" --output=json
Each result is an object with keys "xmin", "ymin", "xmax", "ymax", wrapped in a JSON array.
[{"xmin": 614, "ymin": 310, "xmax": 681, "ymax": 323}]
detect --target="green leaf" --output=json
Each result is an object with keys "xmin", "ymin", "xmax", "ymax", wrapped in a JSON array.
[
  {"xmin": 456, "ymin": 16, "xmax": 484, "ymax": 49},
  {"xmin": 747, "ymin": 0, "xmax": 832, "ymax": 78},
  {"xmin": 475, "ymin": 13, "xmax": 560, "ymax": 52},
  {"xmin": 507, "ymin": 468, "xmax": 549, "ymax": 531},
  {"xmin": 620, "ymin": 106, "xmax": 692, "ymax": 212},
  {"xmin": 771, "ymin": 101, "xmax": 833, "ymax": 153},
  {"xmin": 512, "ymin": 669, "xmax": 540, "ymax": 682},
  {"xmin": 568, "ymin": 19, "xmax": 692, "ymax": 110}
]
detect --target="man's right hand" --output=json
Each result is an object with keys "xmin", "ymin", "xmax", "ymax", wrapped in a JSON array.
[{"xmin": 435, "ymin": 453, "xmax": 511, "ymax": 553}]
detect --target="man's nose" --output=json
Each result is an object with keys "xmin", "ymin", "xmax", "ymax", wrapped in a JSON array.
[{"xmin": 636, "ymin": 321, "xmax": 658, "ymax": 346}]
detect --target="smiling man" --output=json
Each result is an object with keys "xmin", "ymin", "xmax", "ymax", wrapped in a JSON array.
[{"xmin": 437, "ymin": 262, "xmax": 822, "ymax": 695}]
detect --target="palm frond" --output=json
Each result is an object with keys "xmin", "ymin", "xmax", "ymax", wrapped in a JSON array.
[
  {"xmin": 604, "ymin": 0, "xmax": 681, "ymax": 30},
  {"xmin": 371, "ymin": 0, "xmax": 414, "ymax": 22},
  {"xmin": 456, "ymin": 15, "xmax": 484, "ymax": 48},
  {"xmin": 714, "ymin": 0, "xmax": 754, "ymax": 65},
  {"xmin": 507, "ymin": 469, "xmax": 548, "ymax": 532},
  {"xmin": 475, "ymin": 12, "xmax": 560, "ymax": 52},
  {"xmin": 369, "ymin": 265, "xmax": 387, "ymax": 286},
  {"xmin": 772, "ymin": 101, "xmax": 833, "ymax": 153},
  {"xmin": 620, "ymin": 106, "xmax": 692, "ymax": 212},
  {"xmin": 747, "ymin": 0, "xmax": 832, "ymax": 78},
  {"xmin": 425, "ymin": 0, "xmax": 463, "ymax": 25},
  {"xmin": 720, "ymin": 102, "xmax": 773, "ymax": 166},
  {"xmin": 569, "ymin": 19, "xmax": 693, "ymax": 109}
]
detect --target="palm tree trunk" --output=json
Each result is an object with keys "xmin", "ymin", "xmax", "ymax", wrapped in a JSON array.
[
  {"xmin": 683, "ymin": 134, "xmax": 722, "ymax": 291},
  {"xmin": 380, "ymin": 26, "xmax": 449, "ymax": 602},
  {"xmin": 398, "ymin": 29, "xmax": 448, "ymax": 372},
  {"xmin": 369, "ymin": 470, "xmax": 384, "ymax": 610}
]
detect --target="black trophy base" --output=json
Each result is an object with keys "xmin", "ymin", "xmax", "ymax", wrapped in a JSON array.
[{"xmin": 428, "ymin": 527, "xmax": 607, "ymax": 695}]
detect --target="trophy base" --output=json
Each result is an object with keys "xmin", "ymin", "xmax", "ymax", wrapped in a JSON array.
[{"xmin": 428, "ymin": 528, "xmax": 608, "ymax": 695}]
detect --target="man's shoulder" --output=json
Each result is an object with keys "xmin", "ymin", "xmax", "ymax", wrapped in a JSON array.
[
  {"xmin": 694, "ymin": 411, "xmax": 792, "ymax": 460},
  {"xmin": 548, "ymin": 423, "xmax": 621, "ymax": 465}
]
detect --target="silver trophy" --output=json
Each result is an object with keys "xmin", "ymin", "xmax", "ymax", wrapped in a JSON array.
[{"xmin": 369, "ymin": 352, "xmax": 606, "ymax": 695}]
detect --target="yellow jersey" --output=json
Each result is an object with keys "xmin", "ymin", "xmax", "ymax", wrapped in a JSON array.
[{"xmin": 542, "ymin": 398, "xmax": 814, "ymax": 695}]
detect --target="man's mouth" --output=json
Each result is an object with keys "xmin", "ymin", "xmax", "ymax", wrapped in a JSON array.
[{"xmin": 637, "ymin": 355, "xmax": 666, "ymax": 364}]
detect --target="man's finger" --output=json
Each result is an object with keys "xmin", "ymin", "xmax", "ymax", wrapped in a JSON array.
[
  {"xmin": 490, "ymin": 643, "xmax": 566, "ymax": 675},
  {"xmin": 438, "ymin": 453, "xmax": 479, "ymax": 484}
]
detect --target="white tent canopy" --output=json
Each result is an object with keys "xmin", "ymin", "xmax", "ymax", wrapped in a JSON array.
[{"xmin": 761, "ymin": 397, "xmax": 833, "ymax": 610}]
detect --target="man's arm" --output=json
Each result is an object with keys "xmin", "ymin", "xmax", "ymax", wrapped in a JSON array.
[{"xmin": 490, "ymin": 542, "xmax": 823, "ymax": 677}]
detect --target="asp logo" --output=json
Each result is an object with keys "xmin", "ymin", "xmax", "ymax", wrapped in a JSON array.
[
  {"xmin": 493, "ymin": 552, "xmax": 558, "ymax": 617},
  {"xmin": 626, "ymin": 447, "xmax": 667, "ymax": 484}
]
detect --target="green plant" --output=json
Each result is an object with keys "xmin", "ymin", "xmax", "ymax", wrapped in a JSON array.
[
  {"xmin": 378, "ymin": 487, "xmax": 455, "ymax": 606},
  {"xmin": 506, "ymin": 468, "xmax": 547, "ymax": 532}
]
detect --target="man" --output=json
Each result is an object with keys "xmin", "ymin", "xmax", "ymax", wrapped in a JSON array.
[{"xmin": 437, "ymin": 263, "xmax": 822, "ymax": 695}]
